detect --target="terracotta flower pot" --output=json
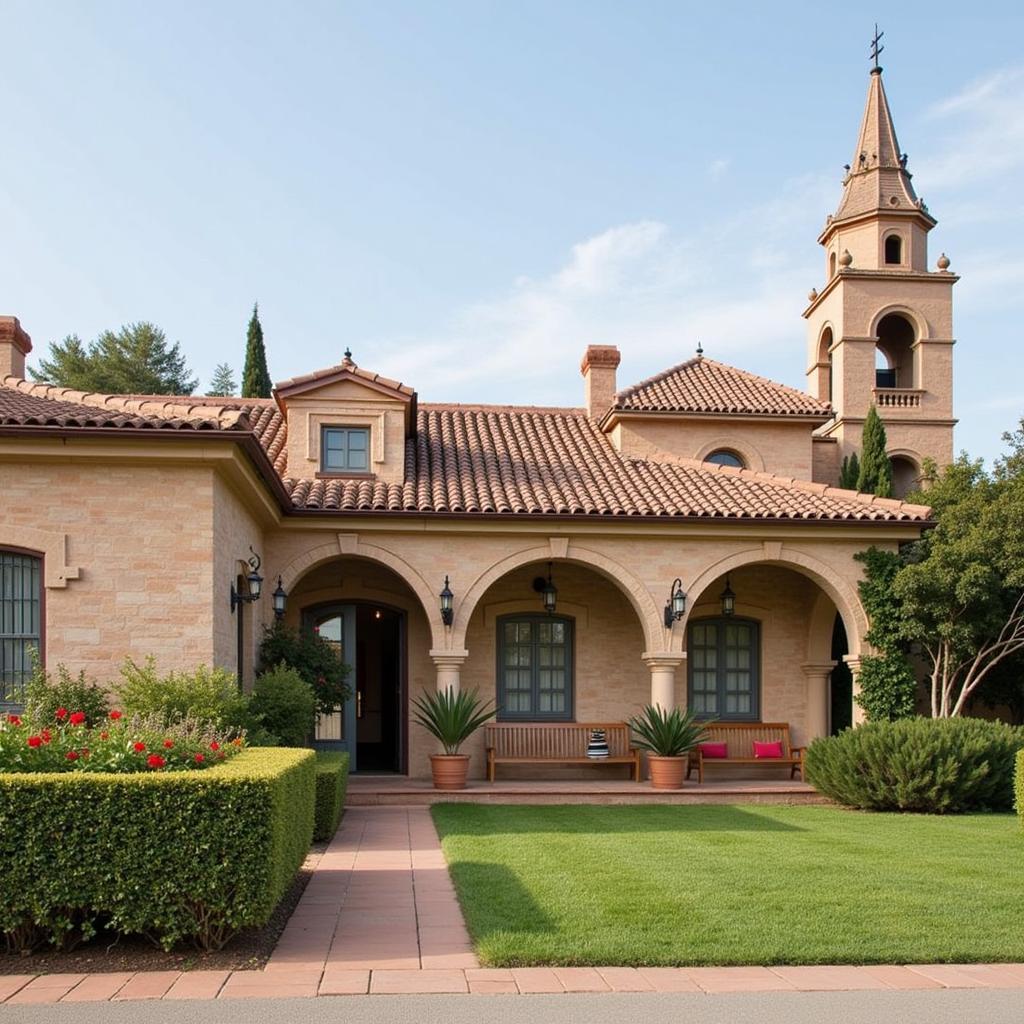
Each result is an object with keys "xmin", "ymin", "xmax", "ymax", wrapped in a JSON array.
[
  {"xmin": 430, "ymin": 754, "xmax": 471, "ymax": 791},
  {"xmin": 647, "ymin": 754, "xmax": 686, "ymax": 790}
]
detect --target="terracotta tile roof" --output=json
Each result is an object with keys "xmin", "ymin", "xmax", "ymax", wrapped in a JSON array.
[
  {"xmin": 282, "ymin": 403, "xmax": 929, "ymax": 522},
  {"xmin": 613, "ymin": 357, "xmax": 832, "ymax": 418},
  {"xmin": 0, "ymin": 380, "xmax": 927, "ymax": 524},
  {"xmin": 273, "ymin": 357, "xmax": 415, "ymax": 400}
]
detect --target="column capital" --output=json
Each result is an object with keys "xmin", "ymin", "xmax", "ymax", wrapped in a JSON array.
[
  {"xmin": 641, "ymin": 651, "xmax": 686, "ymax": 669},
  {"xmin": 429, "ymin": 649, "xmax": 470, "ymax": 668},
  {"xmin": 801, "ymin": 661, "xmax": 837, "ymax": 679},
  {"xmin": 842, "ymin": 654, "xmax": 863, "ymax": 674}
]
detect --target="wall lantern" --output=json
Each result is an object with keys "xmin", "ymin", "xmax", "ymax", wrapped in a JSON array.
[
  {"xmin": 230, "ymin": 547, "xmax": 264, "ymax": 613},
  {"xmin": 720, "ymin": 574, "xmax": 736, "ymax": 617},
  {"xmin": 440, "ymin": 575, "xmax": 454, "ymax": 626},
  {"xmin": 663, "ymin": 578, "xmax": 687, "ymax": 628},
  {"xmin": 541, "ymin": 562, "xmax": 558, "ymax": 615},
  {"xmin": 272, "ymin": 576, "xmax": 288, "ymax": 619}
]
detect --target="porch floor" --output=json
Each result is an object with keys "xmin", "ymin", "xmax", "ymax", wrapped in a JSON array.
[{"xmin": 347, "ymin": 774, "xmax": 827, "ymax": 806}]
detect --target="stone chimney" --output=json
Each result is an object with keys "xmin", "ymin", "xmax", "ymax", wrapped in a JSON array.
[
  {"xmin": 0, "ymin": 317, "xmax": 32, "ymax": 378},
  {"xmin": 580, "ymin": 345, "xmax": 620, "ymax": 419}
]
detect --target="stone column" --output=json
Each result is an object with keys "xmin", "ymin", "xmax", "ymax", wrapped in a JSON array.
[
  {"xmin": 801, "ymin": 661, "xmax": 837, "ymax": 742},
  {"xmin": 642, "ymin": 653, "xmax": 686, "ymax": 712},
  {"xmin": 844, "ymin": 656, "xmax": 865, "ymax": 726},
  {"xmin": 430, "ymin": 649, "xmax": 470, "ymax": 695}
]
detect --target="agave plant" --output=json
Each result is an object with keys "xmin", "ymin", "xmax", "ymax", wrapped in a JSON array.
[
  {"xmin": 411, "ymin": 688, "xmax": 497, "ymax": 755},
  {"xmin": 628, "ymin": 705, "xmax": 710, "ymax": 757}
]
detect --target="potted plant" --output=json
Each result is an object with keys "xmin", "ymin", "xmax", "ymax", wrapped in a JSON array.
[
  {"xmin": 628, "ymin": 705, "xmax": 710, "ymax": 790},
  {"xmin": 411, "ymin": 688, "xmax": 497, "ymax": 790}
]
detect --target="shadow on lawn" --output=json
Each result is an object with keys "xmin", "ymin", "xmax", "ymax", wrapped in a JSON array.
[
  {"xmin": 449, "ymin": 861, "xmax": 557, "ymax": 937},
  {"xmin": 433, "ymin": 804, "xmax": 806, "ymax": 835}
]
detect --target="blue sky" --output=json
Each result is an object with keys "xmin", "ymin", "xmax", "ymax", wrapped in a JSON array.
[{"xmin": 2, "ymin": 2, "xmax": 1022, "ymax": 462}]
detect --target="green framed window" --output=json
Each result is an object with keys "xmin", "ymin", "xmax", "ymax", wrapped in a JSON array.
[
  {"xmin": 321, "ymin": 426, "xmax": 369, "ymax": 472},
  {"xmin": 687, "ymin": 617, "xmax": 760, "ymax": 720},
  {"xmin": 1, "ymin": 550, "xmax": 41, "ymax": 708},
  {"xmin": 497, "ymin": 615, "xmax": 573, "ymax": 720}
]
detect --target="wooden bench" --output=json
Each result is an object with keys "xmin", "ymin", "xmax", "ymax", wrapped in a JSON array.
[
  {"xmin": 485, "ymin": 722, "xmax": 641, "ymax": 782},
  {"xmin": 687, "ymin": 722, "xmax": 805, "ymax": 783}
]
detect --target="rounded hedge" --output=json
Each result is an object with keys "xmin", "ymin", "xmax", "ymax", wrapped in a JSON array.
[{"xmin": 805, "ymin": 717, "xmax": 1024, "ymax": 814}]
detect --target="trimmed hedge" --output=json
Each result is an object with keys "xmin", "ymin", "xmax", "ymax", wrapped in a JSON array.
[
  {"xmin": 314, "ymin": 751, "xmax": 349, "ymax": 841},
  {"xmin": 805, "ymin": 717, "xmax": 1024, "ymax": 814},
  {"xmin": 1016, "ymin": 750, "xmax": 1024, "ymax": 826},
  {"xmin": 0, "ymin": 747, "xmax": 315, "ymax": 951}
]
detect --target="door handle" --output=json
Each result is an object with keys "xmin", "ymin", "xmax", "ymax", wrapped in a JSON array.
[{"xmin": 357, "ymin": 691, "xmax": 363, "ymax": 719}]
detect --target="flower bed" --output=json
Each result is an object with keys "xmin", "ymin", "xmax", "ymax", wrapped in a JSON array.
[{"xmin": 0, "ymin": 746, "xmax": 315, "ymax": 952}]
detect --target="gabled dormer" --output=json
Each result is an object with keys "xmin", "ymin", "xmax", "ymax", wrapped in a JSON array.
[{"xmin": 273, "ymin": 351, "xmax": 416, "ymax": 484}]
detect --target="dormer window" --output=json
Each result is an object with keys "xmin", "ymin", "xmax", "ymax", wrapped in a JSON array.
[{"xmin": 322, "ymin": 426, "xmax": 370, "ymax": 473}]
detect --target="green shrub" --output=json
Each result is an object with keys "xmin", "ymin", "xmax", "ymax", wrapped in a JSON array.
[
  {"xmin": 24, "ymin": 658, "xmax": 109, "ymax": 728},
  {"xmin": 116, "ymin": 658, "xmax": 251, "ymax": 730},
  {"xmin": 258, "ymin": 622, "xmax": 351, "ymax": 717},
  {"xmin": 1016, "ymin": 750, "xmax": 1024, "ymax": 826},
  {"xmin": 314, "ymin": 751, "xmax": 349, "ymax": 841},
  {"xmin": 250, "ymin": 664, "xmax": 317, "ymax": 747},
  {"xmin": 805, "ymin": 717, "xmax": 1024, "ymax": 813},
  {"xmin": 0, "ymin": 747, "xmax": 315, "ymax": 951},
  {"xmin": 854, "ymin": 653, "xmax": 918, "ymax": 721}
]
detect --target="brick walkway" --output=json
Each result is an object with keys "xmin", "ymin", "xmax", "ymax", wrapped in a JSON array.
[{"xmin": 4, "ymin": 806, "xmax": 1024, "ymax": 1001}]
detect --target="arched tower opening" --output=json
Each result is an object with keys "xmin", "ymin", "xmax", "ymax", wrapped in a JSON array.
[{"xmin": 874, "ymin": 313, "xmax": 916, "ymax": 389}]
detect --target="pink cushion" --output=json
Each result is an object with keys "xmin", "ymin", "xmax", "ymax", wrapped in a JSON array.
[
  {"xmin": 699, "ymin": 742, "xmax": 728, "ymax": 759},
  {"xmin": 753, "ymin": 740, "xmax": 784, "ymax": 759}
]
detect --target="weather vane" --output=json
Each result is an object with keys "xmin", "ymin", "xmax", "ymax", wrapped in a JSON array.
[{"xmin": 870, "ymin": 24, "xmax": 884, "ymax": 72}]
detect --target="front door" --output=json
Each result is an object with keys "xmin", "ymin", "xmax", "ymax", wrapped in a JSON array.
[{"xmin": 304, "ymin": 604, "xmax": 358, "ymax": 769}]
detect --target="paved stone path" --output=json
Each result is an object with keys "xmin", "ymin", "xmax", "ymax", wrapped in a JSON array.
[{"xmin": 4, "ymin": 806, "xmax": 1024, "ymax": 1002}]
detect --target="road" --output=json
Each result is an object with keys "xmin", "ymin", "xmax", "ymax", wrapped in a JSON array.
[{"xmin": 2, "ymin": 990, "xmax": 1022, "ymax": 1024}]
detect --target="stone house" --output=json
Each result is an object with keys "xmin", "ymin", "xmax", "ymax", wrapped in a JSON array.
[{"xmin": 0, "ymin": 65, "xmax": 956, "ymax": 777}]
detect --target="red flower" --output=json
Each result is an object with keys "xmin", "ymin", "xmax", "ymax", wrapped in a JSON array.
[
  {"xmin": 100, "ymin": 731, "xmax": 109, "ymax": 741},
  {"xmin": 193, "ymin": 753, "xmax": 205, "ymax": 764},
  {"xmin": 146, "ymin": 754, "xmax": 166, "ymax": 769},
  {"xmin": 81, "ymin": 748, "xmax": 90, "ymax": 757},
  {"xmin": 163, "ymin": 739, "xmax": 174, "ymax": 749},
  {"xmin": 55, "ymin": 707, "xmax": 68, "ymax": 720},
  {"xmin": 209, "ymin": 741, "xmax": 220, "ymax": 751},
  {"xmin": 69, "ymin": 711, "xmax": 86, "ymax": 726},
  {"xmin": 40, "ymin": 729, "xmax": 51, "ymax": 744},
  {"xmin": 65, "ymin": 750, "xmax": 79, "ymax": 761},
  {"xmin": 7, "ymin": 715, "xmax": 21, "ymax": 727},
  {"xmin": 27, "ymin": 735, "xmax": 42, "ymax": 748},
  {"xmin": 133, "ymin": 741, "xmax": 146, "ymax": 753},
  {"xmin": 109, "ymin": 710, "xmax": 123, "ymax": 721}
]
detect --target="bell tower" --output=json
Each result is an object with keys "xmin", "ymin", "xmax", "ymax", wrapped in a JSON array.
[{"xmin": 804, "ymin": 33, "xmax": 957, "ymax": 497}]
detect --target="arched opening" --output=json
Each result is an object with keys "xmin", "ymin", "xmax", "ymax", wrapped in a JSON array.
[
  {"xmin": 874, "ymin": 312, "xmax": 916, "ymax": 389},
  {"xmin": 889, "ymin": 455, "xmax": 920, "ymax": 500},
  {"xmin": 704, "ymin": 449, "xmax": 745, "ymax": 469},
  {"xmin": 283, "ymin": 555, "xmax": 432, "ymax": 774},
  {"xmin": 884, "ymin": 234, "xmax": 903, "ymax": 265},
  {"xmin": 684, "ymin": 563, "xmax": 857, "ymax": 744},
  {"xmin": 829, "ymin": 614, "xmax": 852, "ymax": 734},
  {"xmin": 829, "ymin": 251, "xmax": 837, "ymax": 278},
  {"xmin": 817, "ymin": 326, "xmax": 834, "ymax": 403}
]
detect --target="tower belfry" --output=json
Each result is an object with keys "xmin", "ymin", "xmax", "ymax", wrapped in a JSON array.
[{"xmin": 804, "ymin": 33, "xmax": 957, "ymax": 497}]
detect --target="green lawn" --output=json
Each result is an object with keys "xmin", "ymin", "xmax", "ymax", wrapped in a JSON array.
[{"xmin": 431, "ymin": 804, "xmax": 1024, "ymax": 966}]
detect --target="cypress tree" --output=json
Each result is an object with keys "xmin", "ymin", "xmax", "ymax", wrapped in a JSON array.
[
  {"xmin": 241, "ymin": 303, "xmax": 272, "ymax": 398},
  {"xmin": 856, "ymin": 405, "xmax": 893, "ymax": 497},
  {"xmin": 839, "ymin": 452, "xmax": 861, "ymax": 490}
]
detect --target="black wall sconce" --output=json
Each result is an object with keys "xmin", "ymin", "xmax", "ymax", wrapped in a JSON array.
[
  {"xmin": 230, "ymin": 547, "xmax": 264, "ymax": 613},
  {"xmin": 720, "ymin": 574, "xmax": 736, "ymax": 617},
  {"xmin": 440, "ymin": 575, "xmax": 454, "ymax": 626},
  {"xmin": 532, "ymin": 562, "xmax": 558, "ymax": 615},
  {"xmin": 272, "ymin": 576, "xmax": 288, "ymax": 620},
  {"xmin": 663, "ymin": 578, "xmax": 687, "ymax": 628}
]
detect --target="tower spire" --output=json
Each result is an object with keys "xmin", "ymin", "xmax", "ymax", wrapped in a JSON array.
[{"xmin": 827, "ymin": 32, "xmax": 932, "ymax": 229}]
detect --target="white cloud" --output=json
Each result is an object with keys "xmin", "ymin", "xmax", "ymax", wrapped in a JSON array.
[{"xmin": 707, "ymin": 157, "xmax": 731, "ymax": 180}]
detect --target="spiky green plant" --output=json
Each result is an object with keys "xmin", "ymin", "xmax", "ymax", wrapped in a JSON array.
[
  {"xmin": 411, "ymin": 688, "xmax": 497, "ymax": 755},
  {"xmin": 628, "ymin": 705, "xmax": 710, "ymax": 757}
]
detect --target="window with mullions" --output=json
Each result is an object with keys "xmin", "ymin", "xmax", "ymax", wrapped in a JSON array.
[
  {"xmin": 321, "ymin": 426, "xmax": 370, "ymax": 472},
  {"xmin": 497, "ymin": 615, "xmax": 573, "ymax": 720},
  {"xmin": 688, "ymin": 617, "xmax": 760, "ymax": 720},
  {"xmin": 1, "ymin": 550, "xmax": 41, "ymax": 708}
]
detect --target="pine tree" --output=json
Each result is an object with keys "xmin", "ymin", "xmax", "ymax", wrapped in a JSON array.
[
  {"xmin": 839, "ymin": 452, "xmax": 861, "ymax": 490},
  {"xmin": 33, "ymin": 323, "xmax": 197, "ymax": 394},
  {"xmin": 206, "ymin": 363, "xmax": 237, "ymax": 397},
  {"xmin": 856, "ymin": 405, "xmax": 893, "ymax": 497},
  {"xmin": 241, "ymin": 303, "xmax": 271, "ymax": 398}
]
